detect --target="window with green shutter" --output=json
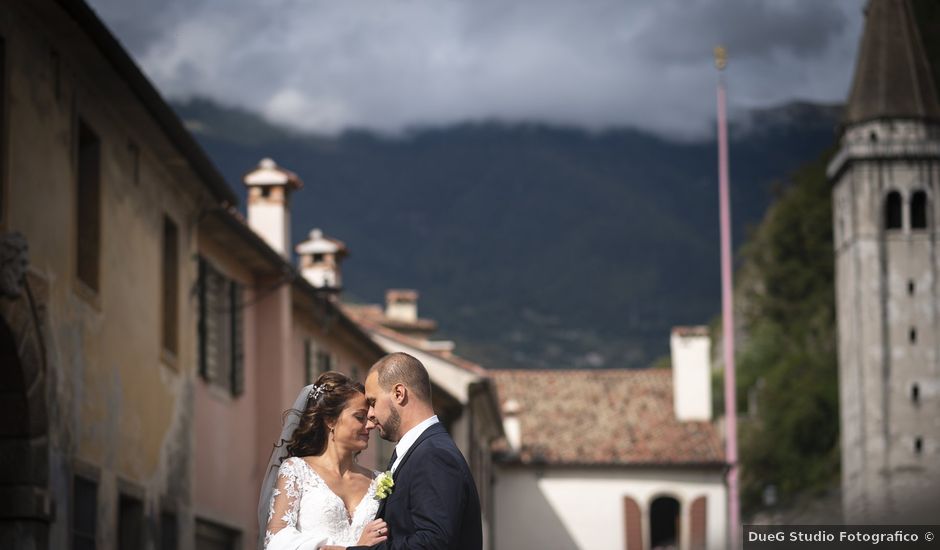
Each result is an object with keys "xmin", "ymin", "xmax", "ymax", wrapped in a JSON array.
[{"xmin": 197, "ymin": 257, "xmax": 244, "ymax": 397}]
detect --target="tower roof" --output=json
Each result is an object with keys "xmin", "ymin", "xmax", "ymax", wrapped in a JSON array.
[{"xmin": 844, "ymin": 0, "xmax": 940, "ymax": 124}]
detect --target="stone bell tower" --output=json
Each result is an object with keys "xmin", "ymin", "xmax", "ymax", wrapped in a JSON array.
[{"xmin": 827, "ymin": 0, "xmax": 940, "ymax": 523}]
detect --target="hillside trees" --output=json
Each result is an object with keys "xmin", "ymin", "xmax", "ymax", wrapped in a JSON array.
[{"xmin": 732, "ymin": 148, "xmax": 840, "ymax": 511}]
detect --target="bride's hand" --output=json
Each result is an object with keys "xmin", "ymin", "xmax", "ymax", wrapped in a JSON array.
[{"xmin": 357, "ymin": 519, "xmax": 388, "ymax": 546}]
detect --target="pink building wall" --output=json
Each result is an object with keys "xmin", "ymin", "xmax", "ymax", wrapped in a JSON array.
[{"xmin": 193, "ymin": 266, "xmax": 385, "ymax": 548}]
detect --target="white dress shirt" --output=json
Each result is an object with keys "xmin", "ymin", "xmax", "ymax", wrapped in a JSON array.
[{"xmin": 391, "ymin": 415, "xmax": 439, "ymax": 473}]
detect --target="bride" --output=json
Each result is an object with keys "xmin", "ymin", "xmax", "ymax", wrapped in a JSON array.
[{"xmin": 259, "ymin": 371, "xmax": 389, "ymax": 550}]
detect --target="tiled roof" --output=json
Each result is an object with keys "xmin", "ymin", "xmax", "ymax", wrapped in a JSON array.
[
  {"xmin": 844, "ymin": 0, "xmax": 940, "ymax": 124},
  {"xmin": 342, "ymin": 304, "xmax": 488, "ymax": 377},
  {"xmin": 344, "ymin": 303, "xmax": 438, "ymax": 332},
  {"xmin": 492, "ymin": 369, "xmax": 725, "ymax": 466}
]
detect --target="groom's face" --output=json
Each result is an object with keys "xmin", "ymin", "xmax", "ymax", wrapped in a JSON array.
[{"xmin": 365, "ymin": 371, "xmax": 402, "ymax": 442}]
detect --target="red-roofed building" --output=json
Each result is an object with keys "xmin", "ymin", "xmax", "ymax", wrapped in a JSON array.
[{"xmin": 491, "ymin": 328, "xmax": 727, "ymax": 549}]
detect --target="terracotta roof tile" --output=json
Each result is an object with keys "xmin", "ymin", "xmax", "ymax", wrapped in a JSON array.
[{"xmin": 492, "ymin": 369, "xmax": 724, "ymax": 466}]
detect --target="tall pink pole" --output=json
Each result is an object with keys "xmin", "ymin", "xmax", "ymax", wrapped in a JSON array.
[{"xmin": 715, "ymin": 48, "xmax": 740, "ymax": 549}]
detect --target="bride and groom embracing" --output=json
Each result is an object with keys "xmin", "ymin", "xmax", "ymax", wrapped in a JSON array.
[{"xmin": 259, "ymin": 352, "xmax": 483, "ymax": 550}]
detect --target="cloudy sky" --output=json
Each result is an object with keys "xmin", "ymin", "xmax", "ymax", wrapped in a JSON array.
[{"xmin": 87, "ymin": 0, "xmax": 866, "ymax": 139}]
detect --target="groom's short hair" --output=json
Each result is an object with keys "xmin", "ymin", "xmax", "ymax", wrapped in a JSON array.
[{"xmin": 370, "ymin": 352, "xmax": 432, "ymax": 403}]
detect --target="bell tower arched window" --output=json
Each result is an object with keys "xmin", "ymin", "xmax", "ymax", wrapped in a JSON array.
[
  {"xmin": 885, "ymin": 191, "xmax": 902, "ymax": 230},
  {"xmin": 911, "ymin": 190, "xmax": 928, "ymax": 229}
]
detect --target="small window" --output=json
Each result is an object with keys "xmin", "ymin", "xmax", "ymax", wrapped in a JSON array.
[
  {"xmin": 72, "ymin": 476, "xmax": 97, "ymax": 550},
  {"xmin": 317, "ymin": 350, "xmax": 332, "ymax": 376},
  {"xmin": 908, "ymin": 280, "xmax": 915, "ymax": 295},
  {"xmin": 912, "ymin": 383, "xmax": 920, "ymax": 404},
  {"xmin": 884, "ymin": 191, "xmax": 903, "ymax": 230},
  {"xmin": 312, "ymin": 253, "xmax": 325, "ymax": 263},
  {"xmin": 910, "ymin": 327, "xmax": 917, "ymax": 344},
  {"xmin": 260, "ymin": 186, "xmax": 271, "ymax": 198},
  {"xmin": 911, "ymin": 190, "xmax": 928, "ymax": 229},
  {"xmin": 914, "ymin": 437, "xmax": 923, "ymax": 455},
  {"xmin": 118, "ymin": 493, "xmax": 144, "ymax": 550},
  {"xmin": 162, "ymin": 217, "xmax": 179, "ymax": 356},
  {"xmin": 197, "ymin": 257, "xmax": 244, "ymax": 396},
  {"xmin": 77, "ymin": 120, "xmax": 102, "ymax": 291},
  {"xmin": 304, "ymin": 339, "xmax": 315, "ymax": 385},
  {"xmin": 161, "ymin": 510, "xmax": 178, "ymax": 550}
]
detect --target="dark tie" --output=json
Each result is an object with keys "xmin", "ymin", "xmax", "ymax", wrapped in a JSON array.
[{"xmin": 386, "ymin": 449, "xmax": 398, "ymax": 472}]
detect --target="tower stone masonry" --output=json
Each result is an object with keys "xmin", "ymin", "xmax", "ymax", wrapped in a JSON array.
[{"xmin": 828, "ymin": 0, "xmax": 940, "ymax": 523}]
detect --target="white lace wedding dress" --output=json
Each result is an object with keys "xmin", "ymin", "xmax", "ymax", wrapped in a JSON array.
[{"xmin": 264, "ymin": 457, "xmax": 381, "ymax": 550}]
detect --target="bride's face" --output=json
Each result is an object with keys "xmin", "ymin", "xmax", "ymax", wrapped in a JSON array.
[{"xmin": 331, "ymin": 393, "xmax": 372, "ymax": 451}]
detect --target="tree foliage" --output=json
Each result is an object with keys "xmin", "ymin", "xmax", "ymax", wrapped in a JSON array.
[{"xmin": 733, "ymin": 148, "xmax": 840, "ymax": 511}]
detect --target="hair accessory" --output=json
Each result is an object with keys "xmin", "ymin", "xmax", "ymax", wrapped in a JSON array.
[{"xmin": 308, "ymin": 384, "xmax": 326, "ymax": 402}]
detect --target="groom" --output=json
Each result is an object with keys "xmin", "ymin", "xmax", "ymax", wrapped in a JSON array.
[{"xmin": 348, "ymin": 352, "xmax": 482, "ymax": 550}]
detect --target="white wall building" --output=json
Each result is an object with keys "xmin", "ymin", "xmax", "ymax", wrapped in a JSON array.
[{"xmin": 491, "ymin": 329, "xmax": 726, "ymax": 550}]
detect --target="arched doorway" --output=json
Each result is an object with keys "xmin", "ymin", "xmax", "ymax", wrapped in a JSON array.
[
  {"xmin": 650, "ymin": 496, "xmax": 680, "ymax": 550},
  {"xmin": 0, "ymin": 234, "xmax": 51, "ymax": 549}
]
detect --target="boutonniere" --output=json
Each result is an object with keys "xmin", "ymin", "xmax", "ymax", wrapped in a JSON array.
[{"xmin": 375, "ymin": 471, "xmax": 394, "ymax": 500}]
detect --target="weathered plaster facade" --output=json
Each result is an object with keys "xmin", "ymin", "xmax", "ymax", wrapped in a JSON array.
[
  {"xmin": 0, "ymin": 0, "xmax": 234, "ymax": 547},
  {"xmin": 0, "ymin": 3, "xmax": 386, "ymax": 550}
]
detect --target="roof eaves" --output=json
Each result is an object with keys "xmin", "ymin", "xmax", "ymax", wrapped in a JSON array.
[{"xmin": 56, "ymin": 0, "xmax": 238, "ymax": 206}]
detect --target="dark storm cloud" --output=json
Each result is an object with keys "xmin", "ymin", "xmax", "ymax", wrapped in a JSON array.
[
  {"xmin": 86, "ymin": 0, "xmax": 865, "ymax": 138},
  {"xmin": 637, "ymin": 0, "xmax": 849, "ymax": 63}
]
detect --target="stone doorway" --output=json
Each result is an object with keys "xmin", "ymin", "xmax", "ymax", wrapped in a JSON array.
[{"xmin": 0, "ymin": 233, "xmax": 52, "ymax": 549}]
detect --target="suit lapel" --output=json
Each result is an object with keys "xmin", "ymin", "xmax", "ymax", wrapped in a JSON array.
[
  {"xmin": 376, "ymin": 422, "xmax": 445, "ymax": 518},
  {"xmin": 392, "ymin": 422, "xmax": 444, "ymax": 480}
]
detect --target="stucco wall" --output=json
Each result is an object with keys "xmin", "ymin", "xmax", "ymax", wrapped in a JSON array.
[
  {"xmin": 493, "ymin": 466, "xmax": 727, "ymax": 550},
  {"xmin": 2, "ymin": 1, "xmax": 216, "ymax": 547}
]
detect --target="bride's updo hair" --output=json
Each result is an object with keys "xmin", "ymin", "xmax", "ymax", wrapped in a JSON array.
[{"xmin": 282, "ymin": 371, "xmax": 365, "ymax": 458}]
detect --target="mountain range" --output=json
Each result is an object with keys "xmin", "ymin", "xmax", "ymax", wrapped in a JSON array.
[{"xmin": 173, "ymin": 98, "xmax": 841, "ymax": 369}]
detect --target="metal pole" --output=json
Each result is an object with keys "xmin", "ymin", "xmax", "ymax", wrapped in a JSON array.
[{"xmin": 714, "ymin": 45, "xmax": 740, "ymax": 550}]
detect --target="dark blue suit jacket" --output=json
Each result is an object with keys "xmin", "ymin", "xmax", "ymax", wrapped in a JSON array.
[{"xmin": 350, "ymin": 422, "xmax": 482, "ymax": 550}]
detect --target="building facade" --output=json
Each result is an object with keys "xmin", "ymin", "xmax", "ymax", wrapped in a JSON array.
[
  {"xmin": 828, "ymin": 0, "xmax": 940, "ymax": 523},
  {"xmin": 0, "ymin": 2, "xmax": 385, "ymax": 549},
  {"xmin": 192, "ymin": 159, "xmax": 387, "ymax": 549},
  {"xmin": 491, "ymin": 328, "xmax": 726, "ymax": 550}
]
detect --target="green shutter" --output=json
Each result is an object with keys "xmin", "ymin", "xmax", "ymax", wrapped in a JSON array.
[
  {"xmin": 197, "ymin": 257, "xmax": 208, "ymax": 380},
  {"xmin": 231, "ymin": 281, "xmax": 244, "ymax": 397}
]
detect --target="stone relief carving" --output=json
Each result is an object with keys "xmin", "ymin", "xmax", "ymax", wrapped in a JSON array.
[{"xmin": 1, "ymin": 232, "xmax": 29, "ymax": 299}]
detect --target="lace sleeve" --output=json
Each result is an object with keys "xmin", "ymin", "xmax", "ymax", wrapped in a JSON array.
[{"xmin": 265, "ymin": 458, "xmax": 303, "ymax": 548}]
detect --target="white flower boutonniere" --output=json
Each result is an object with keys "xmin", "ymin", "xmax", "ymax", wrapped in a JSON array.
[{"xmin": 375, "ymin": 471, "xmax": 394, "ymax": 500}]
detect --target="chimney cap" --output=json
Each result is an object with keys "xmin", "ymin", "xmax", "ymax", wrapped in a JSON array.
[
  {"xmin": 386, "ymin": 289, "xmax": 419, "ymax": 302},
  {"xmin": 503, "ymin": 398, "xmax": 522, "ymax": 415},
  {"xmin": 295, "ymin": 228, "xmax": 348, "ymax": 256},
  {"xmin": 244, "ymin": 157, "xmax": 304, "ymax": 190},
  {"xmin": 671, "ymin": 325, "xmax": 709, "ymax": 337}
]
